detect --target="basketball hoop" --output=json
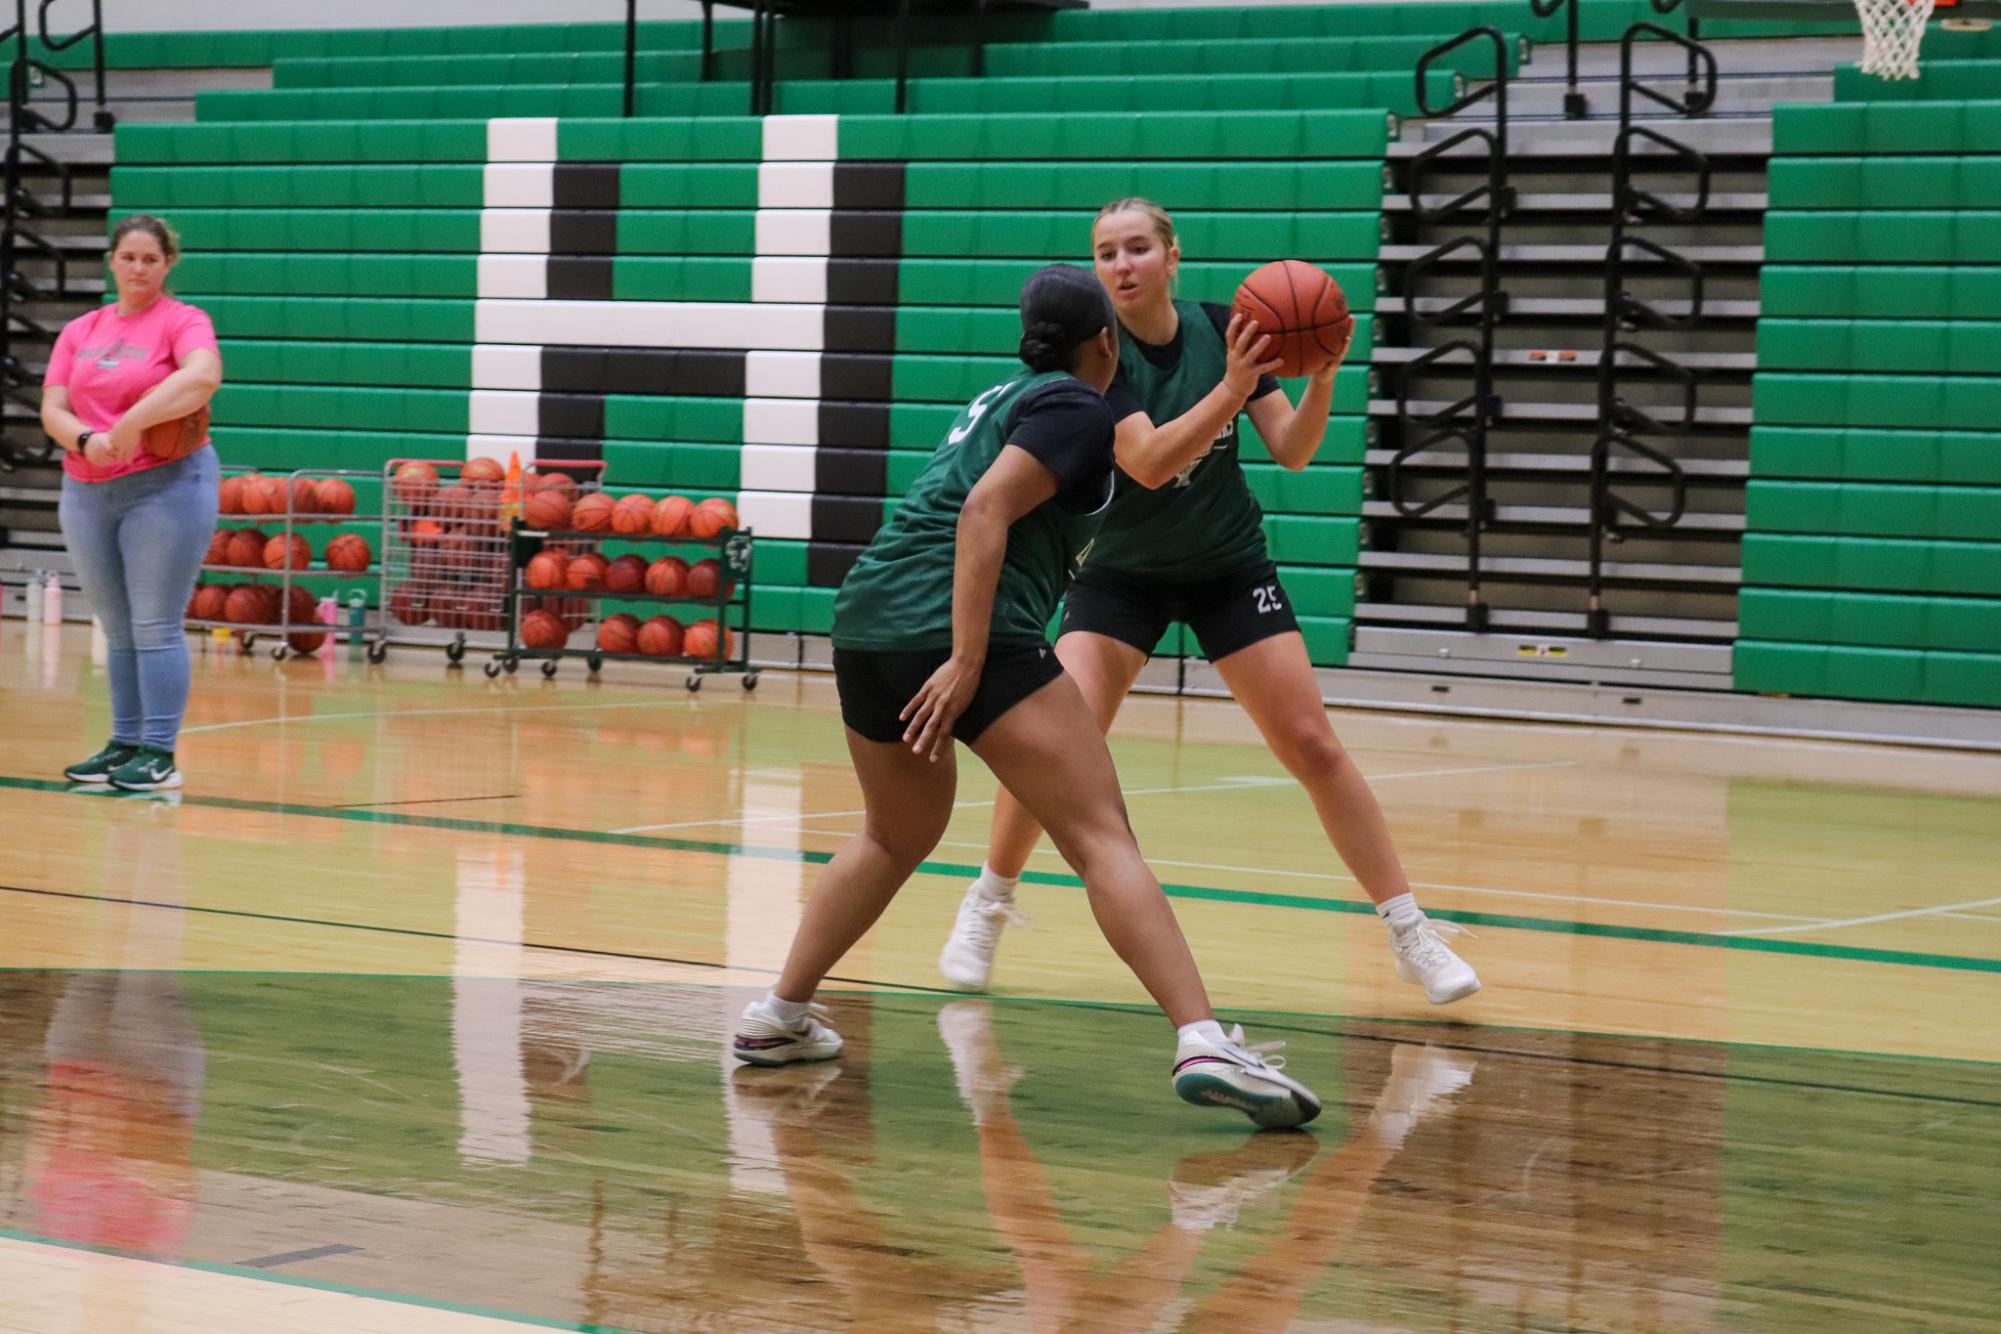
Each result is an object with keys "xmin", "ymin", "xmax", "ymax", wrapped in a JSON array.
[{"xmin": 1855, "ymin": 0, "xmax": 1937, "ymax": 79}]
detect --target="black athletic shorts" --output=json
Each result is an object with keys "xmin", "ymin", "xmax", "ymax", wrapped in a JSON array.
[
  {"xmin": 1058, "ymin": 560, "xmax": 1299, "ymax": 662},
  {"xmin": 832, "ymin": 640, "xmax": 1065, "ymax": 746}
]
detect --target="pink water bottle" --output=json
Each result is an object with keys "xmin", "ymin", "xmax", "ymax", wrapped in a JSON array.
[{"xmin": 41, "ymin": 574, "xmax": 62, "ymax": 626}]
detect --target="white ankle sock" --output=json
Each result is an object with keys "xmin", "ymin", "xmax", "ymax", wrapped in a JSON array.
[
  {"xmin": 975, "ymin": 864, "xmax": 1020, "ymax": 901},
  {"xmin": 764, "ymin": 992, "xmax": 811, "ymax": 1023},
  {"xmin": 1376, "ymin": 892, "xmax": 1424, "ymax": 932},
  {"xmin": 1177, "ymin": 1019, "xmax": 1228, "ymax": 1047}
]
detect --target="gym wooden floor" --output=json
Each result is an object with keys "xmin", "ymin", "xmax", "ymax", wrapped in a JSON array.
[{"xmin": 1, "ymin": 619, "xmax": 1997, "ymax": 1333}]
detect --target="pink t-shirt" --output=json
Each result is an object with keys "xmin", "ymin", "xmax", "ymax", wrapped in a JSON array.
[{"xmin": 45, "ymin": 297, "xmax": 219, "ymax": 483}]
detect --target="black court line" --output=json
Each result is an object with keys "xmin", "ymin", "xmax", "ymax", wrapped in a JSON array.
[{"xmin": 239, "ymin": 1244, "xmax": 363, "ymax": 1270}]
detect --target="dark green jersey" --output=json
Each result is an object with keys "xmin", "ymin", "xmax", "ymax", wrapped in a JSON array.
[
  {"xmin": 832, "ymin": 371, "xmax": 1116, "ymax": 652},
  {"xmin": 1086, "ymin": 300, "xmax": 1280, "ymax": 581}
]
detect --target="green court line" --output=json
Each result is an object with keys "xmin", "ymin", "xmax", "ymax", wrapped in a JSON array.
[
  {"xmin": 7, "ymin": 773, "xmax": 2000, "ymax": 976},
  {"xmin": 0, "ymin": 1226, "xmax": 640, "ymax": 1333}
]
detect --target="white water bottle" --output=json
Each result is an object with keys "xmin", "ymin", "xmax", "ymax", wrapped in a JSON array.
[{"xmin": 41, "ymin": 574, "xmax": 62, "ymax": 626}]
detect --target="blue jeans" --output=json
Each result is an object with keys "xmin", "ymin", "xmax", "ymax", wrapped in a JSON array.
[{"xmin": 58, "ymin": 447, "xmax": 219, "ymax": 752}]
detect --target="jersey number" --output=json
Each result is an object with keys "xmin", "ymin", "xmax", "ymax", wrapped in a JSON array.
[
  {"xmin": 1253, "ymin": 584, "xmax": 1285, "ymax": 614},
  {"xmin": 947, "ymin": 383, "xmax": 1009, "ymax": 445}
]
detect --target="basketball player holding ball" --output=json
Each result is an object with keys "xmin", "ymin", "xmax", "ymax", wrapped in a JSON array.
[
  {"xmin": 939, "ymin": 198, "xmax": 1482, "ymax": 1006},
  {"xmin": 41, "ymin": 214, "xmax": 222, "ymax": 791}
]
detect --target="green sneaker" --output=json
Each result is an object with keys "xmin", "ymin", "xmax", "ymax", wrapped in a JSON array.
[
  {"xmin": 107, "ymin": 746, "xmax": 181, "ymax": 791},
  {"xmin": 64, "ymin": 741, "xmax": 139, "ymax": 784}
]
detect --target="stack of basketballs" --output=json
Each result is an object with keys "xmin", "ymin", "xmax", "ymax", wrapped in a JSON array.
[
  {"xmin": 514, "ymin": 488, "xmax": 740, "ymax": 662},
  {"xmin": 378, "ymin": 457, "xmax": 528, "ymax": 633},
  {"xmin": 188, "ymin": 471, "xmax": 372, "ymax": 654}
]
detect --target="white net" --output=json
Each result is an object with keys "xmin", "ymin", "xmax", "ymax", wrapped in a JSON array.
[{"xmin": 1855, "ymin": 0, "xmax": 1937, "ymax": 79}]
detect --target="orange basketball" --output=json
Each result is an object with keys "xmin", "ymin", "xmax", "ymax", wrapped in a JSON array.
[
  {"xmin": 259, "ymin": 477, "xmax": 288, "ymax": 515},
  {"xmin": 203, "ymin": 530, "xmax": 232, "ymax": 566},
  {"xmin": 525, "ymin": 550, "xmax": 569, "ymax": 590},
  {"xmin": 393, "ymin": 461, "xmax": 439, "ymax": 507},
  {"xmin": 597, "ymin": 613, "xmax": 641, "ymax": 654},
  {"xmin": 225, "ymin": 528, "xmax": 268, "ymax": 569},
  {"xmin": 288, "ymin": 476, "xmax": 322, "ymax": 515},
  {"xmin": 699, "ymin": 496, "xmax": 738, "ymax": 530},
  {"xmin": 571, "ymin": 492, "xmax": 615, "ymax": 533},
  {"xmin": 140, "ymin": 404, "xmax": 210, "ymax": 462},
  {"xmin": 238, "ymin": 474, "xmax": 272, "ymax": 515},
  {"xmin": 524, "ymin": 488, "xmax": 572, "ymax": 531},
  {"xmin": 686, "ymin": 502, "xmax": 726, "ymax": 539},
  {"xmin": 644, "ymin": 556, "xmax": 687, "ymax": 598},
  {"xmin": 458, "ymin": 482, "xmax": 501, "ymax": 530},
  {"xmin": 605, "ymin": 554, "xmax": 648, "ymax": 594},
  {"xmin": 686, "ymin": 558, "xmax": 724, "ymax": 601},
  {"xmin": 318, "ymin": 477, "xmax": 357, "ymax": 516},
  {"xmin": 189, "ymin": 584, "xmax": 228, "ymax": 621},
  {"xmin": 650, "ymin": 495, "xmax": 693, "ymax": 538},
  {"xmin": 461, "ymin": 456, "xmax": 505, "ymax": 484},
  {"xmin": 284, "ymin": 586, "xmax": 325, "ymax": 653},
  {"xmin": 612, "ymin": 494, "xmax": 655, "ymax": 535},
  {"xmin": 223, "ymin": 585, "xmax": 269, "ymax": 625},
  {"xmin": 684, "ymin": 619, "xmax": 730, "ymax": 660},
  {"xmin": 527, "ymin": 470, "xmax": 578, "ymax": 502},
  {"xmin": 1231, "ymin": 260, "xmax": 1351, "ymax": 380},
  {"xmin": 217, "ymin": 475, "xmax": 244, "ymax": 515},
  {"xmin": 521, "ymin": 608, "xmax": 569, "ymax": 650},
  {"xmin": 325, "ymin": 533, "xmax": 372, "ymax": 573},
  {"xmin": 432, "ymin": 484, "xmax": 473, "ymax": 523},
  {"xmin": 264, "ymin": 534, "xmax": 311, "ymax": 570},
  {"xmin": 565, "ymin": 552, "xmax": 609, "ymax": 591},
  {"xmin": 388, "ymin": 582, "xmax": 428, "ymax": 625},
  {"xmin": 636, "ymin": 615, "xmax": 684, "ymax": 658}
]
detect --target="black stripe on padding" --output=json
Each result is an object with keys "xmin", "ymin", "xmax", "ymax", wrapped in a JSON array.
[
  {"xmin": 826, "ymin": 259, "xmax": 900, "ymax": 306},
  {"xmin": 829, "ymin": 211, "xmax": 903, "ymax": 258},
  {"xmin": 546, "ymin": 257, "xmax": 614, "ymax": 301},
  {"xmin": 553, "ymin": 163, "xmax": 621, "ymax": 210},
  {"xmin": 821, "ymin": 353, "xmax": 894, "ymax": 402},
  {"xmin": 534, "ymin": 435, "xmax": 604, "ymax": 464},
  {"xmin": 823, "ymin": 306, "xmax": 896, "ymax": 354},
  {"xmin": 815, "ymin": 447, "xmax": 888, "ymax": 497},
  {"xmin": 541, "ymin": 347, "xmax": 748, "ymax": 397},
  {"xmin": 811, "ymin": 496, "xmax": 887, "ymax": 544},
  {"xmin": 832, "ymin": 161, "xmax": 906, "ymax": 211},
  {"xmin": 818, "ymin": 401, "xmax": 890, "ymax": 450},
  {"xmin": 538, "ymin": 393, "xmax": 606, "ymax": 440},
  {"xmin": 549, "ymin": 210, "xmax": 618, "ymax": 255},
  {"xmin": 806, "ymin": 541, "xmax": 864, "ymax": 587}
]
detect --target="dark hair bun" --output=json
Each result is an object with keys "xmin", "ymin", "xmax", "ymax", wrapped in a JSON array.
[{"xmin": 1017, "ymin": 265, "xmax": 1113, "ymax": 374}]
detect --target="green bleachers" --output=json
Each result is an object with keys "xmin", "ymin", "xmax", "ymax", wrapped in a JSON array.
[{"xmin": 1748, "ymin": 71, "xmax": 2001, "ymax": 708}]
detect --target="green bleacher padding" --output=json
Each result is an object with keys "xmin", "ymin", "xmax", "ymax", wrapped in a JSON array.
[
  {"xmin": 1767, "ymin": 156, "xmax": 2001, "ymax": 210},
  {"xmin": 196, "ymin": 297, "xmax": 475, "ymax": 343},
  {"xmin": 1746, "ymin": 480, "xmax": 2001, "ymax": 541},
  {"xmin": 219, "ymin": 341, "xmax": 471, "ymax": 390},
  {"xmin": 749, "ymin": 542, "xmax": 808, "ymax": 587},
  {"xmin": 1297, "ymin": 615, "xmax": 1352, "ymax": 667},
  {"xmin": 1734, "ymin": 640, "xmax": 2001, "ymax": 708},
  {"xmin": 1243, "ymin": 464, "xmax": 1366, "ymax": 517},
  {"xmin": 213, "ymin": 384, "xmax": 470, "ymax": 434},
  {"xmin": 902, "ymin": 69, "xmax": 1452, "ymax": 118},
  {"xmin": 1271, "ymin": 566, "xmax": 1359, "ymax": 618},
  {"xmin": 1049, "ymin": 1, "xmax": 1649, "ymax": 44},
  {"xmin": 118, "ymin": 120, "xmax": 491, "ymax": 167},
  {"xmin": 617, "ymin": 165, "xmax": 760, "ymax": 208},
  {"xmin": 836, "ymin": 109, "xmax": 1394, "ymax": 162},
  {"xmin": 1738, "ymin": 588, "xmax": 2001, "ymax": 653},
  {"xmin": 559, "ymin": 119, "xmax": 766, "ymax": 162},
  {"xmin": 1261, "ymin": 516, "xmax": 1361, "ymax": 565},
  {"xmin": 196, "ymin": 83, "xmax": 799, "ymax": 123},
  {"xmin": 1760, "ymin": 266, "xmax": 2001, "ymax": 319},
  {"xmin": 1756, "ymin": 319, "xmax": 2001, "ymax": 374},
  {"xmin": 892, "ymin": 260, "xmax": 1379, "ymax": 314},
  {"xmin": 1750, "ymin": 427, "xmax": 2001, "ymax": 485},
  {"xmin": 1765, "ymin": 211, "xmax": 2001, "ymax": 263},
  {"xmin": 613, "ymin": 258, "xmax": 757, "ymax": 302},
  {"xmin": 274, "ymin": 50, "xmax": 703, "ymax": 90},
  {"xmin": 138, "ymin": 209, "xmax": 481, "ymax": 254},
  {"xmin": 208, "ymin": 427, "xmax": 465, "ymax": 476},
  {"xmin": 37, "ymin": 18, "xmax": 740, "ymax": 70},
  {"xmin": 898, "ymin": 211, "xmax": 1380, "ymax": 261},
  {"xmin": 172, "ymin": 255, "xmax": 478, "ymax": 299},
  {"xmin": 602, "ymin": 442, "xmax": 745, "ymax": 490},
  {"xmin": 1741, "ymin": 533, "xmax": 2001, "ymax": 596},
  {"xmin": 1773, "ymin": 99, "xmax": 2001, "ymax": 155},
  {"xmin": 114, "ymin": 165, "xmax": 487, "ymax": 210},
  {"xmin": 903, "ymin": 162, "xmax": 1384, "ymax": 212},
  {"xmin": 984, "ymin": 32, "xmax": 1521, "ymax": 80},
  {"xmin": 1832, "ymin": 60, "xmax": 2001, "ymax": 103},
  {"xmin": 1754, "ymin": 372, "xmax": 2001, "ymax": 428}
]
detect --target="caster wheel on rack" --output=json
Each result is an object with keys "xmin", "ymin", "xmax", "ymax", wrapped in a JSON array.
[
  {"xmin": 504, "ymin": 658, "xmax": 519, "ymax": 675},
  {"xmin": 540, "ymin": 660, "xmax": 559, "ymax": 679},
  {"xmin": 587, "ymin": 654, "xmax": 603, "ymax": 675},
  {"xmin": 742, "ymin": 671, "xmax": 760, "ymax": 691},
  {"xmin": 240, "ymin": 633, "xmax": 258, "ymax": 656},
  {"xmin": 446, "ymin": 637, "xmax": 466, "ymax": 665},
  {"xmin": 685, "ymin": 673, "xmax": 703, "ymax": 692},
  {"xmin": 367, "ymin": 642, "xmax": 388, "ymax": 665},
  {"xmin": 271, "ymin": 645, "xmax": 290, "ymax": 662},
  {"xmin": 483, "ymin": 661, "xmax": 503, "ymax": 679}
]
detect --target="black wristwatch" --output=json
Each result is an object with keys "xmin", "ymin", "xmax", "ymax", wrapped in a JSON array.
[{"xmin": 74, "ymin": 429, "xmax": 92, "ymax": 452}]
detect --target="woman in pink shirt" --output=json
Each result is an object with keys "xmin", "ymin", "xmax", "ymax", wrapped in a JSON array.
[{"xmin": 41, "ymin": 215, "xmax": 222, "ymax": 791}]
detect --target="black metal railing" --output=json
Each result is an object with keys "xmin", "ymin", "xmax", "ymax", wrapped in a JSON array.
[
  {"xmin": 1532, "ymin": 0, "xmax": 1703, "ymax": 120},
  {"xmin": 1584, "ymin": 21, "xmax": 1717, "ymax": 635},
  {"xmin": 0, "ymin": 0, "xmax": 101, "ymax": 469},
  {"xmin": 1387, "ymin": 27, "xmax": 1513, "ymax": 634}
]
